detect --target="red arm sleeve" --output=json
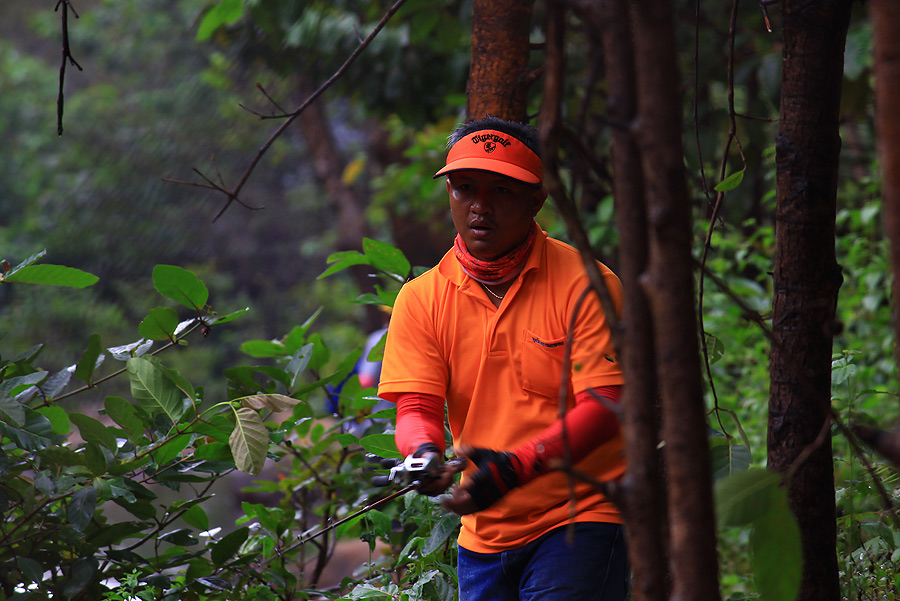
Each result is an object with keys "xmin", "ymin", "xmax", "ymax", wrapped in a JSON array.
[
  {"xmin": 394, "ymin": 392, "xmax": 446, "ymax": 457},
  {"xmin": 511, "ymin": 385, "xmax": 621, "ymax": 484}
]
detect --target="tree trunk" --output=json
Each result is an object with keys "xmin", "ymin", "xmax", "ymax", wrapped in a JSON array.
[
  {"xmin": 871, "ymin": 0, "xmax": 900, "ymax": 371},
  {"xmin": 593, "ymin": 1, "xmax": 668, "ymax": 600},
  {"xmin": 768, "ymin": 3, "xmax": 850, "ymax": 601},
  {"xmin": 467, "ymin": 0, "xmax": 536, "ymax": 121},
  {"xmin": 630, "ymin": 1, "xmax": 721, "ymax": 600}
]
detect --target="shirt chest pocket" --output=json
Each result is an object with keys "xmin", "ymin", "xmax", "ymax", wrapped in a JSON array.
[{"xmin": 521, "ymin": 330, "xmax": 566, "ymax": 398}]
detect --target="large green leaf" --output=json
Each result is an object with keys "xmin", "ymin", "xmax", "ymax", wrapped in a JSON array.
[
  {"xmin": 104, "ymin": 396, "xmax": 146, "ymax": 441},
  {"xmin": 152, "ymin": 265, "xmax": 209, "ymax": 311},
  {"xmin": 155, "ymin": 433, "xmax": 193, "ymax": 466},
  {"xmin": 363, "ymin": 238, "xmax": 411, "ymax": 281},
  {"xmin": 360, "ymin": 433, "xmax": 401, "ymax": 460},
  {"xmin": 421, "ymin": 512, "xmax": 460, "ymax": 556},
  {"xmin": 70, "ymin": 413, "xmax": 119, "ymax": 451},
  {"xmin": 4, "ymin": 263, "xmax": 99, "ymax": 288},
  {"xmin": 126, "ymin": 357, "xmax": 186, "ymax": 424},
  {"xmin": 196, "ymin": 0, "xmax": 245, "ymax": 41},
  {"xmin": 139, "ymin": 307, "xmax": 180, "ymax": 340},
  {"xmin": 211, "ymin": 526, "xmax": 250, "ymax": 565},
  {"xmin": 709, "ymin": 437, "xmax": 752, "ymax": 480},
  {"xmin": 750, "ymin": 495, "xmax": 802, "ymax": 601},
  {"xmin": 229, "ymin": 407, "xmax": 268, "ymax": 475},
  {"xmin": 69, "ymin": 485, "xmax": 98, "ymax": 531},
  {"xmin": 0, "ymin": 408, "xmax": 56, "ymax": 451},
  {"xmin": 715, "ymin": 467, "xmax": 783, "ymax": 528},
  {"xmin": 0, "ymin": 393, "xmax": 25, "ymax": 427}
]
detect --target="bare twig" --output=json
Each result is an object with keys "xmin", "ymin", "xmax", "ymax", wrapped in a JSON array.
[
  {"xmin": 168, "ymin": 0, "xmax": 409, "ymax": 222},
  {"xmin": 56, "ymin": 0, "xmax": 83, "ymax": 136}
]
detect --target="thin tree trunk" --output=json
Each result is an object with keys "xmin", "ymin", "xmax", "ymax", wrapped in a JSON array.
[
  {"xmin": 768, "ymin": 2, "xmax": 850, "ymax": 601},
  {"xmin": 871, "ymin": 0, "xmax": 900, "ymax": 372},
  {"xmin": 593, "ymin": 1, "xmax": 668, "ymax": 600},
  {"xmin": 631, "ymin": 1, "xmax": 721, "ymax": 600},
  {"xmin": 467, "ymin": 0, "xmax": 535, "ymax": 121}
]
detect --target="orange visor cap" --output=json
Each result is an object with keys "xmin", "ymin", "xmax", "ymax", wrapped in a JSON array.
[{"xmin": 433, "ymin": 129, "xmax": 543, "ymax": 185}]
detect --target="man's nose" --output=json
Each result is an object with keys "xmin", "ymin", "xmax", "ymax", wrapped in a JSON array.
[{"xmin": 470, "ymin": 191, "xmax": 493, "ymax": 213}]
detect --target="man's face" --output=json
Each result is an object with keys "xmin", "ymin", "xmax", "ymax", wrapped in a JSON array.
[{"xmin": 447, "ymin": 170, "xmax": 546, "ymax": 261}]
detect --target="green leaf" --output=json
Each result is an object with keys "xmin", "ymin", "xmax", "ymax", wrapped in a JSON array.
[
  {"xmin": 363, "ymin": 509, "xmax": 394, "ymax": 539},
  {"xmin": 70, "ymin": 413, "xmax": 120, "ymax": 451},
  {"xmin": 182, "ymin": 505, "xmax": 210, "ymax": 532},
  {"xmin": 2, "ymin": 249, "xmax": 46, "ymax": 279},
  {"xmin": 421, "ymin": 512, "xmax": 460, "ymax": 556},
  {"xmin": 714, "ymin": 169, "xmax": 745, "ymax": 192},
  {"xmin": 159, "ymin": 527, "xmax": 199, "ymax": 546},
  {"xmin": 0, "ymin": 370, "xmax": 48, "ymax": 395},
  {"xmin": 74, "ymin": 333, "xmax": 103, "ymax": 382},
  {"xmin": 37, "ymin": 405, "xmax": 70, "ymax": 435},
  {"xmin": 0, "ymin": 393, "xmax": 25, "ymax": 427},
  {"xmin": 83, "ymin": 442, "xmax": 108, "ymax": 475},
  {"xmin": 87, "ymin": 520, "xmax": 148, "ymax": 547},
  {"xmin": 146, "ymin": 356, "xmax": 196, "ymax": 403},
  {"xmin": 359, "ymin": 433, "xmax": 401, "ymax": 460},
  {"xmin": 211, "ymin": 526, "xmax": 250, "ymax": 565},
  {"xmin": 4, "ymin": 263, "xmax": 99, "ymax": 288},
  {"xmin": 209, "ymin": 307, "xmax": 249, "ymax": 325},
  {"xmin": 63, "ymin": 557, "xmax": 98, "ymax": 599},
  {"xmin": 750, "ymin": 497, "xmax": 802, "ymax": 601},
  {"xmin": 709, "ymin": 438, "xmax": 751, "ymax": 480},
  {"xmin": 69, "ymin": 485, "xmax": 98, "ymax": 531},
  {"xmin": 318, "ymin": 250, "xmax": 370, "ymax": 280},
  {"xmin": 127, "ymin": 357, "xmax": 186, "ymax": 425},
  {"xmin": 155, "ymin": 434, "xmax": 192, "ymax": 465},
  {"xmin": 104, "ymin": 396, "xmax": 146, "ymax": 441},
  {"xmin": 240, "ymin": 339, "xmax": 286, "ymax": 358},
  {"xmin": 0, "ymin": 408, "xmax": 56, "ymax": 451},
  {"xmin": 229, "ymin": 407, "xmax": 268, "ymax": 475},
  {"xmin": 152, "ymin": 265, "xmax": 209, "ymax": 311},
  {"xmin": 139, "ymin": 307, "xmax": 180, "ymax": 340},
  {"xmin": 241, "ymin": 394, "xmax": 301, "ymax": 413},
  {"xmin": 363, "ymin": 238, "xmax": 411, "ymax": 280},
  {"xmin": 197, "ymin": 0, "xmax": 245, "ymax": 41},
  {"xmin": 715, "ymin": 468, "xmax": 783, "ymax": 528},
  {"xmin": 16, "ymin": 556, "xmax": 44, "ymax": 584}
]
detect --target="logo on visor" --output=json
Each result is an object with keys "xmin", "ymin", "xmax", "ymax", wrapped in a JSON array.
[{"xmin": 483, "ymin": 141, "xmax": 497, "ymax": 153}]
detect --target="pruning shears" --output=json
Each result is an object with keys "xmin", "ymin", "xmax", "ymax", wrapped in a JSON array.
[{"xmin": 371, "ymin": 453, "xmax": 466, "ymax": 487}]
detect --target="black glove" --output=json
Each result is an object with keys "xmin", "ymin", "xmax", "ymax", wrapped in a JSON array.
[{"xmin": 464, "ymin": 447, "xmax": 522, "ymax": 512}]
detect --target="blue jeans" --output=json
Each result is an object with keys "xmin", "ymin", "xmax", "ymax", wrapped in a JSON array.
[{"xmin": 457, "ymin": 522, "xmax": 629, "ymax": 601}]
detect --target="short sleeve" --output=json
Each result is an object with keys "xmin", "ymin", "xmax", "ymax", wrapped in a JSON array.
[{"xmin": 377, "ymin": 281, "xmax": 450, "ymax": 402}]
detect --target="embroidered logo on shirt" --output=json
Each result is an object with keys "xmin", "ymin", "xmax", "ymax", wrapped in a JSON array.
[{"xmin": 531, "ymin": 336, "xmax": 564, "ymax": 348}]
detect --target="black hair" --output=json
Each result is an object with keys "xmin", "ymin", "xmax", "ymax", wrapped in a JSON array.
[{"xmin": 447, "ymin": 116, "xmax": 541, "ymax": 157}]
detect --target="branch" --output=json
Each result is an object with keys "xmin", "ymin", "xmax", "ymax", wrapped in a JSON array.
[
  {"xmin": 55, "ymin": 0, "xmax": 83, "ymax": 136},
  {"xmin": 167, "ymin": 0, "xmax": 409, "ymax": 222}
]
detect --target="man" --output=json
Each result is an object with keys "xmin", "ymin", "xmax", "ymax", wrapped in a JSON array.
[{"xmin": 378, "ymin": 116, "xmax": 628, "ymax": 601}]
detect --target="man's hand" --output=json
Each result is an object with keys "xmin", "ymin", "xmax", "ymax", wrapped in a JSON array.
[
  {"xmin": 441, "ymin": 446, "xmax": 521, "ymax": 515},
  {"xmin": 410, "ymin": 443, "xmax": 463, "ymax": 496}
]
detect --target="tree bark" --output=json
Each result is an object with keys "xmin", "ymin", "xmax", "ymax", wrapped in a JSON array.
[
  {"xmin": 467, "ymin": 0, "xmax": 536, "ymax": 121},
  {"xmin": 768, "ymin": 3, "xmax": 850, "ymax": 601},
  {"xmin": 593, "ymin": 1, "xmax": 668, "ymax": 600},
  {"xmin": 630, "ymin": 1, "xmax": 721, "ymax": 600},
  {"xmin": 871, "ymin": 0, "xmax": 900, "ymax": 371}
]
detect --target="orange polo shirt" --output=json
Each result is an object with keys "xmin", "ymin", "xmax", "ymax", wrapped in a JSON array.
[{"xmin": 378, "ymin": 226, "xmax": 625, "ymax": 553}]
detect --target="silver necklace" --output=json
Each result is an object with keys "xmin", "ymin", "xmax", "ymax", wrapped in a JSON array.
[{"xmin": 480, "ymin": 282, "xmax": 504, "ymax": 300}]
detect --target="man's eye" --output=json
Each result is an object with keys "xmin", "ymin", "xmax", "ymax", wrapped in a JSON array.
[{"xmin": 496, "ymin": 187, "xmax": 511, "ymax": 194}]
